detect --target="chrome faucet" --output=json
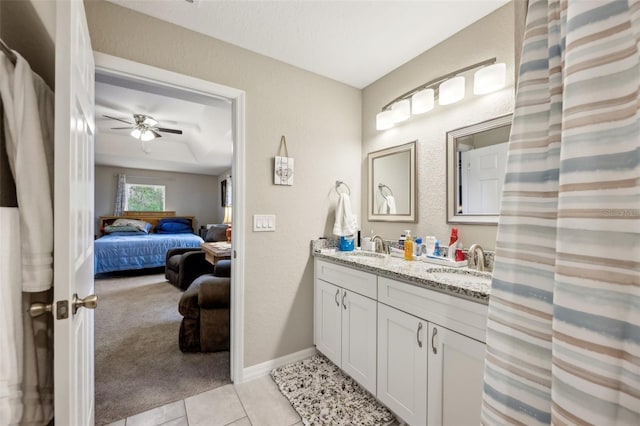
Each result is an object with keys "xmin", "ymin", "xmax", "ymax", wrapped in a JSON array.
[
  {"xmin": 370, "ymin": 235, "xmax": 389, "ymax": 254},
  {"xmin": 467, "ymin": 244, "xmax": 485, "ymax": 272}
]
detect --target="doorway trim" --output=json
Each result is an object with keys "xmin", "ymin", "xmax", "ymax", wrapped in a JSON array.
[{"xmin": 94, "ymin": 52, "xmax": 246, "ymax": 382}]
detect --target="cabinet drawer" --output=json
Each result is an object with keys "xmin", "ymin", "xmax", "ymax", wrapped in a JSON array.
[
  {"xmin": 316, "ymin": 260, "xmax": 377, "ymax": 299},
  {"xmin": 378, "ymin": 277, "xmax": 488, "ymax": 342}
]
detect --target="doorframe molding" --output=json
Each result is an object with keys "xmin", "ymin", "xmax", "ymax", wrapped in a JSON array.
[{"xmin": 93, "ymin": 52, "xmax": 246, "ymax": 382}]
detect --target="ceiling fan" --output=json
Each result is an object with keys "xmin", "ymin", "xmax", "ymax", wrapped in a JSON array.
[{"xmin": 104, "ymin": 114, "xmax": 183, "ymax": 142}]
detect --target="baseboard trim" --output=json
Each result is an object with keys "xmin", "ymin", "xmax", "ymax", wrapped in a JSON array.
[{"xmin": 240, "ymin": 346, "xmax": 317, "ymax": 383}]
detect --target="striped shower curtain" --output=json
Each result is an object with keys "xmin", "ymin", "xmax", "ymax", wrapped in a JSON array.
[{"xmin": 481, "ymin": 0, "xmax": 640, "ymax": 425}]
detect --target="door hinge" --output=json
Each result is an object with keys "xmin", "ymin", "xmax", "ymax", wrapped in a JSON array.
[{"xmin": 56, "ymin": 300, "xmax": 69, "ymax": 319}]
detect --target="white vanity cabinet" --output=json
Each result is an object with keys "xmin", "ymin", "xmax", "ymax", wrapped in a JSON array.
[
  {"xmin": 378, "ymin": 276, "xmax": 488, "ymax": 426},
  {"xmin": 377, "ymin": 303, "xmax": 428, "ymax": 425},
  {"xmin": 314, "ymin": 260, "xmax": 377, "ymax": 395},
  {"xmin": 427, "ymin": 324, "xmax": 486, "ymax": 426},
  {"xmin": 314, "ymin": 257, "xmax": 489, "ymax": 425}
]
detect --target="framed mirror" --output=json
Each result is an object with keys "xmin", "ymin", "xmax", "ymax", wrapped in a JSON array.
[
  {"xmin": 447, "ymin": 114, "xmax": 512, "ymax": 224},
  {"xmin": 368, "ymin": 141, "xmax": 416, "ymax": 222}
]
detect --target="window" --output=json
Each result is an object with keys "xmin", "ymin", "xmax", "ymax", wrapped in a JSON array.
[{"xmin": 124, "ymin": 183, "xmax": 165, "ymax": 211}]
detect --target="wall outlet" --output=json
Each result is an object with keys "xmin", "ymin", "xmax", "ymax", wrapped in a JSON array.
[{"xmin": 253, "ymin": 214, "xmax": 276, "ymax": 232}]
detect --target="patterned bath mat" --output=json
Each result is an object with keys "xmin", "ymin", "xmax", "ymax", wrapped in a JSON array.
[{"xmin": 271, "ymin": 354, "xmax": 396, "ymax": 425}]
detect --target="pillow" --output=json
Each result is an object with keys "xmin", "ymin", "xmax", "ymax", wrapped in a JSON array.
[
  {"xmin": 104, "ymin": 224, "xmax": 151, "ymax": 234},
  {"xmin": 112, "ymin": 218, "xmax": 152, "ymax": 232},
  {"xmin": 205, "ymin": 225, "xmax": 228, "ymax": 242},
  {"xmin": 157, "ymin": 217, "xmax": 191, "ymax": 226},
  {"xmin": 154, "ymin": 220, "xmax": 193, "ymax": 234},
  {"xmin": 107, "ymin": 231, "xmax": 148, "ymax": 236}
]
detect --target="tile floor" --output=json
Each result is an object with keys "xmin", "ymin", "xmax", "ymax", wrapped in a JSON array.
[{"xmin": 104, "ymin": 375, "xmax": 302, "ymax": 426}]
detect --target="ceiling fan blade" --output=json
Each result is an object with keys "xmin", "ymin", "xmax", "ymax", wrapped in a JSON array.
[
  {"xmin": 156, "ymin": 127, "xmax": 183, "ymax": 135},
  {"xmin": 103, "ymin": 115, "xmax": 133, "ymax": 125},
  {"xmin": 150, "ymin": 129, "xmax": 163, "ymax": 138},
  {"xmin": 110, "ymin": 126, "xmax": 134, "ymax": 130}
]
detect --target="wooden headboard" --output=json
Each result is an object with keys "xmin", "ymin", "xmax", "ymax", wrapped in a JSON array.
[{"xmin": 98, "ymin": 211, "xmax": 195, "ymax": 235}]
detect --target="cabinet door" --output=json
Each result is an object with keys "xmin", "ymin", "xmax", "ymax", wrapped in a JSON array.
[
  {"xmin": 428, "ymin": 325, "xmax": 486, "ymax": 426},
  {"xmin": 341, "ymin": 290, "xmax": 377, "ymax": 395},
  {"xmin": 315, "ymin": 280, "xmax": 342, "ymax": 367},
  {"xmin": 377, "ymin": 303, "xmax": 427, "ymax": 425}
]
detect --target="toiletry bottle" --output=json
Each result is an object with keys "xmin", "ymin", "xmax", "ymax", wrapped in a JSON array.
[
  {"xmin": 433, "ymin": 239, "xmax": 440, "ymax": 257},
  {"xmin": 414, "ymin": 237, "xmax": 422, "ymax": 257},
  {"xmin": 399, "ymin": 233, "xmax": 406, "ymax": 250},
  {"xmin": 404, "ymin": 230, "xmax": 414, "ymax": 261},
  {"xmin": 449, "ymin": 228, "xmax": 458, "ymax": 246}
]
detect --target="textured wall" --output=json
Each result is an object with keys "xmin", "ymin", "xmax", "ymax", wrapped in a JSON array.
[
  {"xmin": 94, "ymin": 166, "xmax": 219, "ymax": 232},
  {"xmin": 85, "ymin": 0, "xmax": 362, "ymax": 368},
  {"xmin": 361, "ymin": 1, "xmax": 526, "ymax": 251}
]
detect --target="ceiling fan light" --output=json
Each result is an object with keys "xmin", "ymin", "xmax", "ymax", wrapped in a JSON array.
[
  {"xmin": 143, "ymin": 116, "xmax": 158, "ymax": 127},
  {"xmin": 140, "ymin": 129, "xmax": 155, "ymax": 142},
  {"xmin": 130, "ymin": 127, "xmax": 142, "ymax": 139}
]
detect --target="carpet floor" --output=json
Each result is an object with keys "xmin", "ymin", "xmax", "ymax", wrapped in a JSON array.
[
  {"xmin": 271, "ymin": 354, "xmax": 396, "ymax": 426},
  {"xmin": 95, "ymin": 273, "xmax": 230, "ymax": 425}
]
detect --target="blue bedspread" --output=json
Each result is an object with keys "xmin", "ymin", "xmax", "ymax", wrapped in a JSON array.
[{"xmin": 94, "ymin": 233, "xmax": 204, "ymax": 274}]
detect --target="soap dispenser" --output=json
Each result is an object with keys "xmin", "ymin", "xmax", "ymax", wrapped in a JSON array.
[{"xmin": 403, "ymin": 230, "xmax": 414, "ymax": 261}]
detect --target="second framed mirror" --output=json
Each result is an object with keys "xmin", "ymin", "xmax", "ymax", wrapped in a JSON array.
[{"xmin": 367, "ymin": 141, "xmax": 416, "ymax": 222}]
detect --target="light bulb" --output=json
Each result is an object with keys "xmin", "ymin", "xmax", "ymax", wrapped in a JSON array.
[
  {"xmin": 130, "ymin": 127, "xmax": 142, "ymax": 139},
  {"xmin": 439, "ymin": 76, "xmax": 465, "ymax": 105},
  {"xmin": 391, "ymin": 99, "xmax": 410, "ymax": 123},
  {"xmin": 411, "ymin": 88, "xmax": 434, "ymax": 114},
  {"xmin": 376, "ymin": 110, "xmax": 394, "ymax": 130},
  {"xmin": 140, "ymin": 129, "xmax": 155, "ymax": 141},
  {"xmin": 474, "ymin": 63, "xmax": 506, "ymax": 95}
]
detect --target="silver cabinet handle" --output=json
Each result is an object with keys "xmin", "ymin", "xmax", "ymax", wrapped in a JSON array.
[
  {"xmin": 432, "ymin": 327, "xmax": 438, "ymax": 354},
  {"xmin": 342, "ymin": 291, "xmax": 347, "ymax": 310},
  {"xmin": 417, "ymin": 322, "xmax": 423, "ymax": 348},
  {"xmin": 335, "ymin": 288, "xmax": 340, "ymax": 307}
]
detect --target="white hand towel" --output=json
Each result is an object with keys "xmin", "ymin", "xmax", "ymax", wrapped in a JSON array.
[
  {"xmin": 378, "ymin": 197, "xmax": 388, "ymax": 214},
  {"xmin": 385, "ymin": 195, "xmax": 397, "ymax": 214},
  {"xmin": 0, "ymin": 208, "xmax": 24, "ymax": 426},
  {"xmin": 333, "ymin": 193, "xmax": 358, "ymax": 236}
]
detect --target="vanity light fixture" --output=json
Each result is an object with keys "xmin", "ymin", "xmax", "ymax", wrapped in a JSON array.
[{"xmin": 375, "ymin": 57, "xmax": 506, "ymax": 131}]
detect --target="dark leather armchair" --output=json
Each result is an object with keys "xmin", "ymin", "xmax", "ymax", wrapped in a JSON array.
[
  {"xmin": 165, "ymin": 224, "xmax": 229, "ymax": 290},
  {"xmin": 178, "ymin": 259, "xmax": 231, "ymax": 352}
]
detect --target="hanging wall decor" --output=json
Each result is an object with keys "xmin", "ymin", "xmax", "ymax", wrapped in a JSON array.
[{"xmin": 274, "ymin": 135, "xmax": 294, "ymax": 185}]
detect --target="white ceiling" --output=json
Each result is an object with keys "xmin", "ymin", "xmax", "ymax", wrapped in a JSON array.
[
  {"xmin": 96, "ymin": 0, "xmax": 510, "ymax": 175},
  {"xmin": 95, "ymin": 72, "xmax": 233, "ymax": 175}
]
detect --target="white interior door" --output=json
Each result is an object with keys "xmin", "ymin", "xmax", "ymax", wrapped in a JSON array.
[
  {"xmin": 53, "ymin": 0, "xmax": 96, "ymax": 424},
  {"xmin": 461, "ymin": 142, "xmax": 508, "ymax": 214}
]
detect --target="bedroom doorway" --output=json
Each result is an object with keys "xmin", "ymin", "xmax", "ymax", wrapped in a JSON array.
[{"xmin": 93, "ymin": 53, "xmax": 245, "ymax": 423}]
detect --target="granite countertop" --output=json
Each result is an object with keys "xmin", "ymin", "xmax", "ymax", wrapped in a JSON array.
[{"xmin": 312, "ymin": 247, "xmax": 492, "ymax": 304}]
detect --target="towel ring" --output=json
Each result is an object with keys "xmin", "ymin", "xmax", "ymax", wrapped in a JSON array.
[
  {"xmin": 378, "ymin": 183, "xmax": 393, "ymax": 197},
  {"xmin": 335, "ymin": 180, "xmax": 351, "ymax": 195}
]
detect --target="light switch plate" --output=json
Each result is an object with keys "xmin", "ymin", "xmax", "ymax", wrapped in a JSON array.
[{"xmin": 253, "ymin": 214, "xmax": 276, "ymax": 232}]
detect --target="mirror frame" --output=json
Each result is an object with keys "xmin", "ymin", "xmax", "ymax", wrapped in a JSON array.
[
  {"xmin": 367, "ymin": 141, "xmax": 417, "ymax": 222},
  {"xmin": 446, "ymin": 114, "xmax": 512, "ymax": 225}
]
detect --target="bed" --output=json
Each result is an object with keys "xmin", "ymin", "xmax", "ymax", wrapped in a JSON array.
[{"xmin": 94, "ymin": 212, "xmax": 204, "ymax": 275}]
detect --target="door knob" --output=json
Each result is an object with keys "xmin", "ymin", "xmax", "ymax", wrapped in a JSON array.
[
  {"xmin": 29, "ymin": 303, "xmax": 53, "ymax": 318},
  {"xmin": 72, "ymin": 293, "xmax": 98, "ymax": 314}
]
